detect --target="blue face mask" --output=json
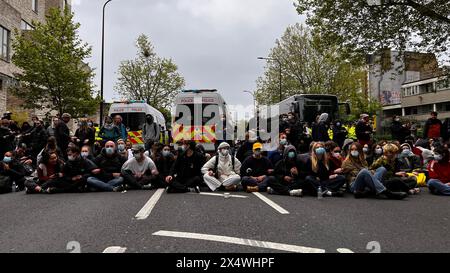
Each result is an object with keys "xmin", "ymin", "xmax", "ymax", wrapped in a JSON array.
[
  {"xmin": 105, "ymin": 147, "xmax": 114, "ymax": 155},
  {"xmin": 288, "ymin": 151, "xmax": 296, "ymax": 159},
  {"xmin": 3, "ymin": 157, "xmax": 12, "ymax": 163},
  {"xmin": 315, "ymin": 147, "xmax": 326, "ymax": 156}
]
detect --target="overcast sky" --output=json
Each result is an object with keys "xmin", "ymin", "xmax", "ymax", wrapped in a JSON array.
[{"xmin": 72, "ymin": 0, "xmax": 304, "ymax": 108}]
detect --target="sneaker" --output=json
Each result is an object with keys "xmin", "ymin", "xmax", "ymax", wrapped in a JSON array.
[
  {"xmin": 188, "ymin": 186, "xmax": 201, "ymax": 193},
  {"xmin": 44, "ymin": 187, "xmax": 55, "ymax": 194},
  {"xmin": 289, "ymin": 189, "xmax": 303, "ymax": 197},
  {"xmin": 246, "ymin": 186, "xmax": 259, "ymax": 193},
  {"xmin": 224, "ymin": 185, "xmax": 238, "ymax": 192},
  {"xmin": 142, "ymin": 184, "xmax": 153, "ymax": 190},
  {"xmin": 331, "ymin": 190, "xmax": 344, "ymax": 197},
  {"xmin": 113, "ymin": 185, "xmax": 124, "ymax": 192},
  {"xmin": 377, "ymin": 190, "xmax": 407, "ymax": 200},
  {"xmin": 267, "ymin": 187, "xmax": 275, "ymax": 194}
]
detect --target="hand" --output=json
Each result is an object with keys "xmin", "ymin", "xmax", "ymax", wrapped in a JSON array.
[
  {"xmin": 112, "ymin": 173, "xmax": 121, "ymax": 178},
  {"xmin": 84, "ymin": 139, "xmax": 89, "ymax": 144},
  {"xmin": 257, "ymin": 175, "xmax": 266, "ymax": 182},
  {"xmin": 267, "ymin": 169, "xmax": 274, "ymax": 174},
  {"xmin": 165, "ymin": 176, "xmax": 173, "ymax": 183},
  {"xmin": 72, "ymin": 175, "xmax": 82, "ymax": 181},
  {"xmin": 208, "ymin": 170, "xmax": 215, "ymax": 176},
  {"xmin": 284, "ymin": 176, "xmax": 293, "ymax": 183},
  {"xmin": 135, "ymin": 172, "xmax": 143, "ymax": 179},
  {"xmin": 49, "ymin": 174, "xmax": 57, "ymax": 179},
  {"xmin": 151, "ymin": 169, "xmax": 159, "ymax": 176},
  {"xmin": 395, "ymin": 171, "xmax": 406, "ymax": 177},
  {"xmin": 290, "ymin": 167, "xmax": 298, "ymax": 176},
  {"xmin": 3, "ymin": 164, "xmax": 9, "ymax": 171},
  {"xmin": 92, "ymin": 169, "xmax": 101, "ymax": 175},
  {"xmin": 329, "ymin": 174, "xmax": 338, "ymax": 180},
  {"xmin": 58, "ymin": 173, "xmax": 63, "ymax": 178},
  {"xmin": 334, "ymin": 168, "xmax": 343, "ymax": 174},
  {"xmin": 446, "ymin": 183, "xmax": 450, "ymax": 186},
  {"xmin": 412, "ymin": 172, "xmax": 419, "ymax": 176}
]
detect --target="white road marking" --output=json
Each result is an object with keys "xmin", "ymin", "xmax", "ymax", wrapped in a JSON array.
[
  {"xmin": 102, "ymin": 246, "xmax": 127, "ymax": 253},
  {"xmin": 135, "ymin": 188, "xmax": 165, "ymax": 220},
  {"xmin": 252, "ymin": 192, "xmax": 289, "ymax": 214},
  {"xmin": 337, "ymin": 248, "xmax": 354, "ymax": 253},
  {"xmin": 153, "ymin": 230, "xmax": 325, "ymax": 253},
  {"xmin": 188, "ymin": 192, "xmax": 248, "ymax": 198}
]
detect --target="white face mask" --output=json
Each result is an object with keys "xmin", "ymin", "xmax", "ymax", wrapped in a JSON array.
[
  {"xmin": 220, "ymin": 149, "xmax": 229, "ymax": 157},
  {"xmin": 68, "ymin": 155, "xmax": 76, "ymax": 161},
  {"xmin": 375, "ymin": 148, "xmax": 383, "ymax": 155},
  {"xmin": 351, "ymin": 151, "xmax": 359, "ymax": 158},
  {"xmin": 81, "ymin": 152, "xmax": 89, "ymax": 158},
  {"xmin": 363, "ymin": 148, "xmax": 369, "ymax": 153},
  {"xmin": 434, "ymin": 154, "xmax": 443, "ymax": 161}
]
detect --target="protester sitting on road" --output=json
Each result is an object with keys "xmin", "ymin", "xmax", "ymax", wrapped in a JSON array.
[
  {"xmin": 427, "ymin": 145, "xmax": 450, "ymax": 196},
  {"xmin": 202, "ymin": 142, "xmax": 241, "ymax": 192},
  {"xmin": 121, "ymin": 144, "xmax": 161, "ymax": 190},
  {"xmin": 268, "ymin": 133, "xmax": 288, "ymax": 166},
  {"xmin": 397, "ymin": 143, "xmax": 423, "ymax": 191},
  {"xmin": 342, "ymin": 139, "xmax": 354, "ymax": 159},
  {"xmin": 267, "ymin": 145, "xmax": 306, "ymax": 197},
  {"xmin": 116, "ymin": 139, "xmax": 129, "ymax": 159},
  {"xmin": 370, "ymin": 143, "xmax": 414, "ymax": 196},
  {"xmin": 165, "ymin": 140, "xmax": 204, "ymax": 193},
  {"xmin": 99, "ymin": 116, "xmax": 121, "ymax": 144},
  {"xmin": 341, "ymin": 143, "xmax": 407, "ymax": 200},
  {"xmin": 0, "ymin": 151, "xmax": 27, "ymax": 191},
  {"xmin": 37, "ymin": 136, "xmax": 64, "ymax": 164},
  {"xmin": 25, "ymin": 152, "xmax": 64, "ymax": 194},
  {"xmin": 154, "ymin": 145, "xmax": 175, "ymax": 185},
  {"xmin": 240, "ymin": 142, "xmax": 275, "ymax": 193},
  {"xmin": 304, "ymin": 142, "xmax": 346, "ymax": 197},
  {"xmin": 80, "ymin": 145, "xmax": 96, "ymax": 162},
  {"xmin": 44, "ymin": 146, "xmax": 97, "ymax": 193},
  {"xmin": 325, "ymin": 141, "xmax": 343, "ymax": 170},
  {"xmin": 87, "ymin": 141, "xmax": 126, "ymax": 192}
]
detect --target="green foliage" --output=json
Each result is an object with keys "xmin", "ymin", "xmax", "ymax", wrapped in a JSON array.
[
  {"xmin": 115, "ymin": 34, "xmax": 185, "ymax": 111},
  {"xmin": 294, "ymin": 0, "xmax": 450, "ymax": 62},
  {"xmin": 11, "ymin": 7, "xmax": 98, "ymax": 118},
  {"xmin": 255, "ymin": 23, "xmax": 378, "ymax": 118}
]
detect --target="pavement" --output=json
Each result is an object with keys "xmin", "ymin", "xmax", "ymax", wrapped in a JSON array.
[{"xmin": 0, "ymin": 187, "xmax": 449, "ymax": 253}]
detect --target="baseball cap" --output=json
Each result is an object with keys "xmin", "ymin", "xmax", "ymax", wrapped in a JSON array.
[{"xmin": 252, "ymin": 142, "xmax": 263, "ymax": 151}]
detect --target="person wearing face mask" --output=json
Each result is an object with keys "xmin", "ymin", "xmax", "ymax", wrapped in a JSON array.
[
  {"xmin": 116, "ymin": 139, "xmax": 129, "ymax": 159},
  {"xmin": 332, "ymin": 120, "xmax": 347, "ymax": 149},
  {"xmin": 154, "ymin": 145, "xmax": 176, "ymax": 184},
  {"xmin": 99, "ymin": 116, "xmax": 121, "ymax": 145},
  {"xmin": 325, "ymin": 141, "xmax": 344, "ymax": 171},
  {"xmin": 305, "ymin": 142, "xmax": 346, "ymax": 197},
  {"xmin": 397, "ymin": 143, "xmax": 423, "ymax": 189},
  {"xmin": 240, "ymin": 142, "xmax": 275, "ymax": 193},
  {"xmin": 165, "ymin": 141, "xmax": 205, "ymax": 193},
  {"xmin": 75, "ymin": 118, "xmax": 95, "ymax": 150},
  {"xmin": 121, "ymin": 144, "xmax": 161, "ymax": 190},
  {"xmin": 236, "ymin": 130, "xmax": 258, "ymax": 163},
  {"xmin": 312, "ymin": 113, "xmax": 330, "ymax": 142},
  {"xmin": 201, "ymin": 142, "xmax": 241, "ymax": 192},
  {"xmin": 268, "ymin": 133, "xmax": 289, "ymax": 166},
  {"xmin": 25, "ymin": 152, "xmax": 64, "ymax": 194},
  {"xmin": 142, "ymin": 114, "xmax": 161, "ymax": 152},
  {"xmin": 45, "ymin": 146, "xmax": 97, "ymax": 193},
  {"xmin": 341, "ymin": 143, "xmax": 407, "ymax": 199},
  {"xmin": 80, "ymin": 145, "xmax": 95, "ymax": 162},
  {"xmin": 369, "ymin": 143, "xmax": 414, "ymax": 195},
  {"xmin": 267, "ymin": 145, "xmax": 306, "ymax": 197},
  {"xmin": 0, "ymin": 118, "xmax": 15, "ymax": 161},
  {"xmin": 427, "ymin": 146, "xmax": 450, "ymax": 196},
  {"xmin": 86, "ymin": 141, "xmax": 127, "ymax": 192},
  {"xmin": 0, "ymin": 151, "xmax": 27, "ymax": 191},
  {"xmin": 390, "ymin": 116, "xmax": 410, "ymax": 144}
]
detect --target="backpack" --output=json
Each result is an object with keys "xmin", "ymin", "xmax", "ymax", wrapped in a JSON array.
[
  {"xmin": 213, "ymin": 152, "xmax": 236, "ymax": 179},
  {"xmin": 0, "ymin": 175, "xmax": 12, "ymax": 194}
]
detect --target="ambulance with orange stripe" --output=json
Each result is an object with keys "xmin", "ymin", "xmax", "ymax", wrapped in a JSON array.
[
  {"xmin": 108, "ymin": 100, "xmax": 167, "ymax": 145},
  {"xmin": 172, "ymin": 89, "xmax": 233, "ymax": 152}
]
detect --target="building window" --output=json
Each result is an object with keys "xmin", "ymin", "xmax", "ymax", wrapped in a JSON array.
[
  {"xmin": 32, "ymin": 0, "xmax": 38, "ymax": 13},
  {"xmin": 0, "ymin": 26, "xmax": 10, "ymax": 62},
  {"xmin": 437, "ymin": 78, "xmax": 450, "ymax": 91},
  {"xmin": 21, "ymin": 20, "xmax": 34, "ymax": 31},
  {"xmin": 0, "ymin": 78, "xmax": 3, "ymax": 91}
]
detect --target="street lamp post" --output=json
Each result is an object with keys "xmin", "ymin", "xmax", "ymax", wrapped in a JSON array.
[
  {"xmin": 100, "ymin": 0, "xmax": 113, "ymax": 126},
  {"xmin": 258, "ymin": 56, "xmax": 282, "ymax": 102}
]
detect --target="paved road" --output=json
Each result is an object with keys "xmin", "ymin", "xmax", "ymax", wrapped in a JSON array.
[{"xmin": 0, "ymin": 188, "xmax": 449, "ymax": 253}]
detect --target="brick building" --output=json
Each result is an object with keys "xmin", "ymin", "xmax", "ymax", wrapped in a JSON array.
[{"xmin": 0, "ymin": 0, "xmax": 71, "ymax": 119}]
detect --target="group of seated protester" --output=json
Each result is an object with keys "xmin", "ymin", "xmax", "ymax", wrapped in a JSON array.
[{"xmin": 1, "ymin": 132, "xmax": 449, "ymax": 198}]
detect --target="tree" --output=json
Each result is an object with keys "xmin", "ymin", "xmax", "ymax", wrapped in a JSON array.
[
  {"xmin": 11, "ymin": 8, "xmax": 98, "ymax": 117},
  {"xmin": 295, "ymin": 0, "xmax": 450, "ymax": 62},
  {"xmin": 255, "ymin": 23, "xmax": 379, "ymax": 118},
  {"xmin": 115, "ymin": 34, "xmax": 185, "ymax": 112}
]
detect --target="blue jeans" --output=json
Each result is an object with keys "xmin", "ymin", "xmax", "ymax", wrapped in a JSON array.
[
  {"xmin": 350, "ymin": 168, "xmax": 386, "ymax": 194},
  {"xmin": 87, "ymin": 176, "xmax": 124, "ymax": 192},
  {"xmin": 427, "ymin": 179, "xmax": 450, "ymax": 196}
]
